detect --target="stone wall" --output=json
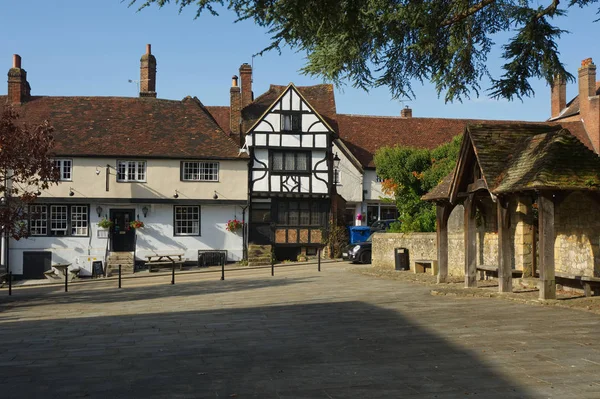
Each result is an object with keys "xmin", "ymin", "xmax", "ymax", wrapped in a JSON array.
[
  {"xmin": 555, "ymin": 192, "xmax": 600, "ymax": 277},
  {"xmin": 372, "ymin": 232, "xmax": 436, "ymax": 269}
]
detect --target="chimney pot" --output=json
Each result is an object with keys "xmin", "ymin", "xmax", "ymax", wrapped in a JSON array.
[
  {"xmin": 12, "ymin": 54, "xmax": 21, "ymax": 69},
  {"xmin": 400, "ymin": 106, "xmax": 412, "ymax": 118},
  {"xmin": 232, "ymin": 75, "xmax": 239, "ymax": 88},
  {"xmin": 146, "ymin": 44, "xmax": 151, "ymax": 55}
]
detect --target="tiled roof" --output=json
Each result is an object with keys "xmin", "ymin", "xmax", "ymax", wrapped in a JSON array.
[
  {"xmin": 468, "ymin": 123, "xmax": 600, "ymax": 193},
  {"xmin": 336, "ymin": 115, "xmax": 592, "ymax": 168},
  {"xmin": 241, "ymin": 84, "xmax": 338, "ymax": 133},
  {"xmin": 551, "ymin": 82, "xmax": 600, "ymax": 120},
  {"xmin": 421, "ymin": 172, "xmax": 454, "ymax": 201},
  {"xmin": 1, "ymin": 95, "xmax": 244, "ymax": 159},
  {"xmin": 205, "ymin": 105, "xmax": 231, "ymax": 134}
]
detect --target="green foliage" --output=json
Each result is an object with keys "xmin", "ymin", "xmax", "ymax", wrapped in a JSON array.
[
  {"xmin": 375, "ymin": 135, "xmax": 462, "ymax": 232},
  {"xmin": 128, "ymin": 0, "xmax": 599, "ymax": 102}
]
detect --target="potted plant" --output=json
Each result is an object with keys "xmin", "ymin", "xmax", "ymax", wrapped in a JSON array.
[
  {"xmin": 98, "ymin": 217, "xmax": 113, "ymax": 229},
  {"xmin": 130, "ymin": 220, "xmax": 145, "ymax": 229},
  {"xmin": 226, "ymin": 219, "xmax": 244, "ymax": 233}
]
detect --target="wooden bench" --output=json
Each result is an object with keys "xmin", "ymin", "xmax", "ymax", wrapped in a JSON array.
[
  {"xmin": 44, "ymin": 269, "xmax": 59, "ymax": 279},
  {"xmin": 69, "ymin": 266, "xmax": 81, "ymax": 281},
  {"xmin": 413, "ymin": 259, "xmax": 438, "ymax": 276},
  {"xmin": 477, "ymin": 265, "xmax": 523, "ymax": 280},
  {"xmin": 553, "ymin": 271, "xmax": 600, "ymax": 297},
  {"xmin": 146, "ymin": 254, "xmax": 185, "ymax": 272}
]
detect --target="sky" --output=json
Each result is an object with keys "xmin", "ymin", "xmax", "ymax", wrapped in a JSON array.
[{"xmin": 0, "ymin": 1, "xmax": 598, "ymax": 121}]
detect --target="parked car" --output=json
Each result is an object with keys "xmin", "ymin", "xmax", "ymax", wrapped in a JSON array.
[
  {"xmin": 370, "ymin": 219, "xmax": 397, "ymax": 233},
  {"xmin": 343, "ymin": 234, "xmax": 373, "ymax": 264}
]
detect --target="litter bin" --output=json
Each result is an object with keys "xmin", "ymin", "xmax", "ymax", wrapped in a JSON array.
[{"xmin": 395, "ymin": 248, "xmax": 409, "ymax": 271}]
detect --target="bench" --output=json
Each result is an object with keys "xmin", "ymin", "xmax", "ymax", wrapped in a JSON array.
[
  {"xmin": 44, "ymin": 269, "xmax": 60, "ymax": 279},
  {"xmin": 552, "ymin": 271, "xmax": 600, "ymax": 297},
  {"xmin": 147, "ymin": 261, "xmax": 184, "ymax": 273},
  {"xmin": 477, "ymin": 265, "xmax": 524, "ymax": 280},
  {"xmin": 413, "ymin": 259, "xmax": 438, "ymax": 276},
  {"xmin": 69, "ymin": 266, "xmax": 81, "ymax": 281}
]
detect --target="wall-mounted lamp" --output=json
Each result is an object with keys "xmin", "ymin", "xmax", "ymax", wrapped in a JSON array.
[
  {"xmin": 69, "ymin": 187, "xmax": 75, "ymax": 197},
  {"xmin": 35, "ymin": 190, "xmax": 42, "ymax": 196},
  {"xmin": 95, "ymin": 167, "xmax": 101, "ymax": 175},
  {"xmin": 213, "ymin": 191, "xmax": 219, "ymax": 200},
  {"xmin": 333, "ymin": 152, "xmax": 341, "ymax": 169},
  {"xmin": 173, "ymin": 190, "xmax": 179, "ymax": 199},
  {"xmin": 96, "ymin": 206, "xmax": 103, "ymax": 217},
  {"xmin": 142, "ymin": 206, "xmax": 149, "ymax": 218}
]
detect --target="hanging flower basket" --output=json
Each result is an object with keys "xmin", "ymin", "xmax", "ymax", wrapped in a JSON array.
[
  {"xmin": 226, "ymin": 219, "xmax": 244, "ymax": 232},
  {"xmin": 98, "ymin": 218, "xmax": 113, "ymax": 229},
  {"xmin": 130, "ymin": 220, "xmax": 145, "ymax": 229}
]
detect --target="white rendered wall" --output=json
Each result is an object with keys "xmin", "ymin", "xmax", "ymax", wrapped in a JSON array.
[
  {"xmin": 332, "ymin": 143, "xmax": 363, "ymax": 203},
  {"xmin": 9, "ymin": 202, "xmax": 244, "ymax": 276},
  {"xmin": 363, "ymin": 169, "xmax": 393, "ymax": 201}
]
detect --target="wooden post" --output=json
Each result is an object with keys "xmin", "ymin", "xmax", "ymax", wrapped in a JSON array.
[
  {"xmin": 538, "ymin": 193, "xmax": 556, "ymax": 300},
  {"xmin": 436, "ymin": 203, "xmax": 449, "ymax": 284},
  {"xmin": 497, "ymin": 197, "xmax": 512, "ymax": 293},
  {"xmin": 464, "ymin": 194, "xmax": 477, "ymax": 287}
]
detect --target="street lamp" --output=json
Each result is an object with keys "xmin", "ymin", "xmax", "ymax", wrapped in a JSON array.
[{"xmin": 333, "ymin": 153, "xmax": 341, "ymax": 169}]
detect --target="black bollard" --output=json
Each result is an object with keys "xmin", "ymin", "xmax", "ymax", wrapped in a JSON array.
[
  {"xmin": 271, "ymin": 252, "xmax": 274, "ymax": 277},
  {"xmin": 220, "ymin": 254, "xmax": 225, "ymax": 281},
  {"xmin": 118, "ymin": 264, "xmax": 122, "ymax": 289},
  {"xmin": 318, "ymin": 248, "xmax": 321, "ymax": 272},
  {"xmin": 171, "ymin": 263, "xmax": 175, "ymax": 285},
  {"xmin": 8, "ymin": 272, "xmax": 12, "ymax": 296},
  {"xmin": 65, "ymin": 268, "xmax": 68, "ymax": 292}
]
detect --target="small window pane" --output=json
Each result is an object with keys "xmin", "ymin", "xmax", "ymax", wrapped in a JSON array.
[
  {"xmin": 296, "ymin": 154, "xmax": 308, "ymax": 171},
  {"xmin": 284, "ymin": 154, "xmax": 295, "ymax": 171},
  {"xmin": 273, "ymin": 153, "xmax": 283, "ymax": 171}
]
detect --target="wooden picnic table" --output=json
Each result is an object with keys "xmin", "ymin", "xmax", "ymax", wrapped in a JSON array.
[
  {"xmin": 146, "ymin": 254, "xmax": 185, "ymax": 272},
  {"xmin": 52, "ymin": 263, "xmax": 72, "ymax": 278}
]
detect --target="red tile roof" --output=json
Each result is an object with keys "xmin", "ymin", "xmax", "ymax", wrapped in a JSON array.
[
  {"xmin": 1, "ymin": 95, "xmax": 244, "ymax": 159},
  {"xmin": 337, "ymin": 114, "xmax": 592, "ymax": 168},
  {"xmin": 205, "ymin": 105, "xmax": 231, "ymax": 134}
]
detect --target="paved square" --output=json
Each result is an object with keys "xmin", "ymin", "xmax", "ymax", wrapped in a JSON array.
[{"xmin": 1, "ymin": 263, "xmax": 600, "ymax": 398}]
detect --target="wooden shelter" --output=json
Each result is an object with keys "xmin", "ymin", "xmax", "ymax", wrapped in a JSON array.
[{"xmin": 423, "ymin": 123, "xmax": 600, "ymax": 300}]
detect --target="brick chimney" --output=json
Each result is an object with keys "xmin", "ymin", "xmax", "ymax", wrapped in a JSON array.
[
  {"xmin": 7, "ymin": 54, "xmax": 30, "ymax": 104},
  {"xmin": 400, "ymin": 106, "xmax": 412, "ymax": 118},
  {"xmin": 239, "ymin": 63, "xmax": 253, "ymax": 108},
  {"xmin": 550, "ymin": 75, "xmax": 566, "ymax": 118},
  {"xmin": 140, "ymin": 44, "xmax": 157, "ymax": 98},
  {"xmin": 230, "ymin": 75, "xmax": 241, "ymax": 139},
  {"xmin": 578, "ymin": 58, "xmax": 600, "ymax": 152}
]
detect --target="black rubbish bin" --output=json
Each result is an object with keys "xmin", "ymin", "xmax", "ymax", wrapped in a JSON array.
[{"xmin": 394, "ymin": 248, "xmax": 409, "ymax": 271}]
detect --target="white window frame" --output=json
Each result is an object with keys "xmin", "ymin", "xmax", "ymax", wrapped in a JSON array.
[
  {"xmin": 181, "ymin": 161, "xmax": 219, "ymax": 182},
  {"xmin": 70, "ymin": 205, "xmax": 89, "ymax": 236},
  {"xmin": 376, "ymin": 175, "xmax": 384, "ymax": 183},
  {"xmin": 117, "ymin": 160, "xmax": 147, "ymax": 182},
  {"xmin": 174, "ymin": 206, "xmax": 201, "ymax": 236},
  {"xmin": 50, "ymin": 205, "xmax": 69, "ymax": 236},
  {"xmin": 53, "ymin": 159, "xmax": 72, "ymax": 181},
  {"xmin": 29, "ymin": 205, "xmax": 47, "ymax": 236}
]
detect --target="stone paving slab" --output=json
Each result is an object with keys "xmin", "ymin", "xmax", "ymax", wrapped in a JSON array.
[{"xmin": 0, "ymin": 263, "xmax": 599, "ymax": 398}]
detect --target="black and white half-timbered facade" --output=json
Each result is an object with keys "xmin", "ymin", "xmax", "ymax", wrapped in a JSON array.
[{"xmin": 245, "ymin": 84, "xmax": 335, "ymax": 258}]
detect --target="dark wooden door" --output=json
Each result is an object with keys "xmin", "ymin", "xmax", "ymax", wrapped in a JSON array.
[
  {"xmin": 110, "ymin": 209, "xmax": 136, "ymax": 252},
  {"xmin": 22, "ymin": 251, "xmax": 52, "ymax": 279}
]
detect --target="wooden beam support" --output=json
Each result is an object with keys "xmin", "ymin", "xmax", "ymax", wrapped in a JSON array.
[
  {"xmin": 436, "ymin": 203, "xmax": 454, "ymax": 284},
  {"xmin": 464, "ymin": 194, "xmax": 477, "ymax": 288},
  {"xmin": 497, "ymin": 197, "xmax": 512, "ymax": 293},
  {"xmin": 538, "ymin": 193, "xmax": 556, "ymax": 300}
]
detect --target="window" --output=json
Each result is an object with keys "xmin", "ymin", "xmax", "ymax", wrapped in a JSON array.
[
  {"xmin": 174, "ymin": 206, "xmax": 200, "ymax": 236},
  {"xmin": 276, "ymin": 201, "xmax": 327, "ymax": 226},
  {"xmin": 181, "ymin": 161, "xmax": 219, "ymax": 181},
  {"xmin": 333, "ymin": 168, "xmax": 341, "ymax": 185},
  {"xmin": 281, "ymin": 114, "xmax": 301, "ymax": 132},
  {"xmin": 71, "ymin": 205, "xmax": 89, "ymax": 236},
  {"xmin": 29, "ymin": 205, "xmax": 47, "ymax": 236},
  {"xmin": 53, "ymin": 159, "xmax": 72, "ymax": 181},
  {"xmin": 271, "ymin": 151, "xmax": 310, "ymax": 172},
  {"xmin": 117, "ymin": 160, "xmax": 146, "ymax": 182},
  {"xmin": 50, "ymin": 205, "xmax": 68, "ymax": 236},
  {"xmin": 376, "ymin": 175, "xmax": 384, "ymax": 183}
]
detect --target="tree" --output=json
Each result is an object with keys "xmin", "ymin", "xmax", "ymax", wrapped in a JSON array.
[
  {"xmin": 129, "ymin": 0, "xmax": 599, "ymax": 102},
  {"xmin": 0, "ymin": 106, "xmax": 59, "ymax": 239},
  {"xmin": 374, "ymin": 135, "xmax": 461, "ymax": 232}
]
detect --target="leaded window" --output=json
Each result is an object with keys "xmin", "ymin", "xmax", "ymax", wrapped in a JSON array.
[
  {"xmin": 181, "ymin": 161, "xmax": 219, "ymax": 181},
  {"xmin": 29, "ymin": 205, "xmax": 47, "ymax": 236},
  {"xmin": 174, "ymin": 206, "xmax": 200, "ymax": 236},
  {"xmin": 117, "ymin": 160, "xmax": 146, "ymax": 182},
  {"xmin": 271, "ymin": 152, "xmax": 310, "ymax": 172},
  {"xmin": 276, "ymin": 201, "xmax": 327, "ymax": 226},
  {"xmin": 281, "ymin": 114, "xmax": 301, "ymax": 131}
]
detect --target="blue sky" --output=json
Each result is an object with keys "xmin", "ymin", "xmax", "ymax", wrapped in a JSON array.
[{"xmin": 0, "ymin": 1, "xmax": 598, "ymax": 121}]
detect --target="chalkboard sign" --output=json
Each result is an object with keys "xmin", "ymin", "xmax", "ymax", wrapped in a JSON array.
[{"xmin": 92, "ymin": 261, "xmax": 104, "ymax": 278}]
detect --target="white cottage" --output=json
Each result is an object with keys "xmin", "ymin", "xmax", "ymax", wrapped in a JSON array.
[{"xmin": 2, "ymin": 46, "xmax": 248, "ymax": 278}]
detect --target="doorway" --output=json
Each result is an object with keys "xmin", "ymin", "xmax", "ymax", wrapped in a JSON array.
[{"xmin": 110, "ymin": 209, "xmax": 136, "ymax": 252}]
